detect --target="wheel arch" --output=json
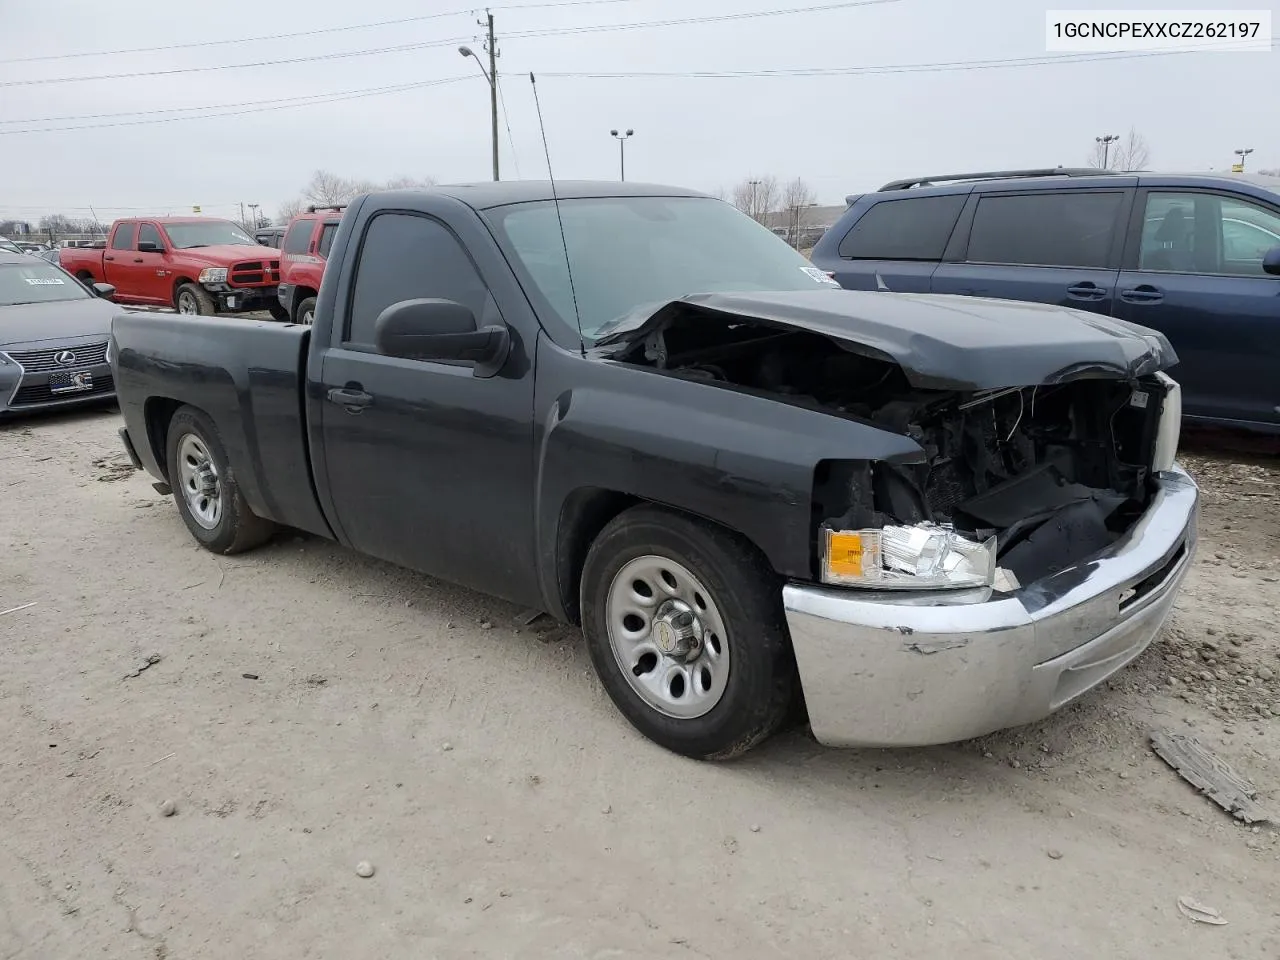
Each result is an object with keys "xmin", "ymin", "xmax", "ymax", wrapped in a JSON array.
[
  {"xmin": 554, "ymin": 488, "xmax": 777, "ymax": 626},
  {"xmin": 170, "ymin": 276, "xmax": 197, "ymax": 306},
  {"xmin": 292, "ymin": 286, "xmax": 319, "ymax": 319},
  {"xmin": 142, "ymin": 396, "xmax": 186, "ymax": 482}
]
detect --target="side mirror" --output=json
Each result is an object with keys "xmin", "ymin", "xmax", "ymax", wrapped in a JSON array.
[
  {"xmin": 373, "ymin": 298, "xmax": 510, "ymax": 377},
  {"xmin": 92, "ymin": 282, "xmax": 116, "ymax": 299},
  {"xmin": 137, "ymin": 241, "xmax": 161, "ymax": 253},
  {"xmin": 1263, "ymin": 245, "xmax": 1280, "ymax": 276}
]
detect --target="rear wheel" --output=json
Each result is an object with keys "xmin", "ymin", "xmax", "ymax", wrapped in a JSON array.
[
  {"xmin": 176, "ymin": 283, "xmax": 216, "ymax": 316},
  {"xmin": 580, "ymin": 505, "xmax": 797, "ymax": 760},
  {"xmin": 166, "ymin": 405, "xmax": 275, "ymax": 554},
  {"xmin": 295, "ymin": 297, "xmax": 317, "ymax": 326}
]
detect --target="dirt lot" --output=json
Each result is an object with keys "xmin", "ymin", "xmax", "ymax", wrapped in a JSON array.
[{"xmin": 1, "ymin": 407, "xmax": 1278, "ymax": 959}]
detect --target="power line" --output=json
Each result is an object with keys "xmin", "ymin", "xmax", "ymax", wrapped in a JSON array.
[
  {"xmin": 0, "ymin": 77, "xmax": 469, "ymax": 135},
  {"xmin": 0, "ymin": 37, "xmax": 472, "ymax": 88},
  {"xmin": 536, "ymin": 38, "xmax": 1280, "ymax": 78},
  {"xmin": 0, "ymin": 0, "xmax": 647, "ymax": 65},
  {"xmin": 496, "ymin": 76, "xmax": 523, "ymax": 179},
  {"xmin": 0, "ymin": 1, "xmax": 898, "ymax": 87},
  {"xmin": 2, "ymin": 34, "xmax": 1270, "ymax": 136},
  {"xmin": 0, "ymin": 80, "xmax": 460, "ymax": 126}
]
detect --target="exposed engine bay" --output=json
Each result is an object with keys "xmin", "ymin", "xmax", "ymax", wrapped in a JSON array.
[{"xmin": 603, "ymin": 313, "xmax": 1170, "ymax": 587}]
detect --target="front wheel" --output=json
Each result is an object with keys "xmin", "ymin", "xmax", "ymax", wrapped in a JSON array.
[
  {"xmin": 176, "ymin": 283, "xmax": 216, "ymax": 316},
  {"xmin": 580, "ymin": 505, "xmax": 797, "ymax": 760},
  {"xmin": 266, "ymin": 302, "xmax": 289, "ymax": 322},
  {"xmin": 295, "ymin": 297, "xmax": 317, "ymax": 326},
  {"xmin": 166, "ymin": 405, "xmax": 276, "ymax": 554}
]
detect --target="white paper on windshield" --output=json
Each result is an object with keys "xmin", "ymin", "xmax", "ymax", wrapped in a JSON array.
[
  {"xmin": 800, "ymin": 265, "xmax": 839, "ymax": 286},
  {"xmin": 24, "ymin": 277, "xmax": 66, "ymax": 285}
]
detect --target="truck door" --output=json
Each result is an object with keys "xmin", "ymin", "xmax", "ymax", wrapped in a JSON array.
[
  {"xmin": 133, "ymin": 223, "xmax": 170, "ymax": 304},
  {"xmin": 313, "ymin": 208, "xmax": 541, "ymax": 607},
  {"xmin": 103, "ymin": 222, "xmax": 138, "ymax": 295}
]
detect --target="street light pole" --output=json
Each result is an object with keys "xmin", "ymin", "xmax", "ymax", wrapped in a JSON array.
[
  {"xmin": 1096, "ymin": 133, "xmax": 1119, "ymax": 169},
  {"xmin": 1235, "ymin": 147, "xmax": 1254, "ymax": 171},
  {"xmin": 459, "ymin": 26, "xmax": 500, "ymax": 182},
  {"xmin": 609, "ymin": 129, "xmax": 634, "ymax": 180}
]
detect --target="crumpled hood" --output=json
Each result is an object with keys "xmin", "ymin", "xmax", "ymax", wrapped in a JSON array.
[{"xmin": 597, "ymin": 289, "xmax": 1178, "ymax": 391}]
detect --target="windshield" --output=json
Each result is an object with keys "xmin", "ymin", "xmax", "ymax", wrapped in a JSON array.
[
  {"xmin": 485, "ymin": 196, "xmax": 836, "ymax": 341},
  {"xmin": 163, "ymin": 221, "xmax": 255, "ymax": 249},
  {"xmin": 0, "ymin": 261, "xmax": 90, "ymax": 306}
]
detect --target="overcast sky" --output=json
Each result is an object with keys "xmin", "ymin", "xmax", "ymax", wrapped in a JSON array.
[{"xmin": 1, "ymin": 0, "xmax": 1277, "ymax": 223}]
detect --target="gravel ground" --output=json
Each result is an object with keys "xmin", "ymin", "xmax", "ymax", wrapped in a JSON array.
[{"xmin": 1, "ymin": 407, "xmax": 1277, "ymax": 959}]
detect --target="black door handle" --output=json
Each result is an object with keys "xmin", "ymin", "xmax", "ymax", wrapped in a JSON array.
[
  {"xmin": 132, "ymin": 257, "xmax": 144, "ymax": 263},
  {"xmin": 326, "ymin": 387, "xmax": 373, "ymax": 412},
  {"xmin": 1066, "ymin": 282, "xmax": 1107, "ymax": 300},
  {"xmin": 105, "ymin": 255, "xmax": 115, "ymax": 261},
  {"xmin": 1120, "ymin": 285, "xmax": 1164, "ymax": 304}
]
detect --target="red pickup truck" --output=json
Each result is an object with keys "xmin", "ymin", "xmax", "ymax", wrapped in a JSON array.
[
  {"xmin": 275, "ymin": 205, "xmax": 344, "ymax": 325},
  {"xmin": 59, "ymin": 217, "xmax": 285, "ymax": 319}
]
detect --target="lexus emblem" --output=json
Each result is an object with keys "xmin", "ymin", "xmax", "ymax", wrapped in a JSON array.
[{"xmin": 54, "ymin": 350, "xmax": 77, "ymax": 366}]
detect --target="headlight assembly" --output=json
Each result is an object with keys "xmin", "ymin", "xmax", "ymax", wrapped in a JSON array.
[
  {"xmin": 198, "ymin": 267, "xmax": 228, "ymax": 284},
  {"xmin": 821, "ymin": 522, "xmax": 996, "ymax": 590}
]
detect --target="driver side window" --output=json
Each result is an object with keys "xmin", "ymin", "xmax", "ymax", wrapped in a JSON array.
[{"xmin": 345, "ymin": 213, "xmax": 496, "ymax": 348}]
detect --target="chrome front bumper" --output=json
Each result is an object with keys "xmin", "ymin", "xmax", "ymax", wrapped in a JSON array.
[{"xmin": 783, "ymin": 464, "xmax": 1199, "ymax": 748}]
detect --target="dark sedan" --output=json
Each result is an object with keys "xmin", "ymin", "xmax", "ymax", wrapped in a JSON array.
[{"xmin": 0, "ymin": 254, "xmax": 121, "ymax": 415}]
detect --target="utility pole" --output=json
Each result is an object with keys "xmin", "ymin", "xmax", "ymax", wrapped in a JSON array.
[
  {"xmin": 459, "ymin": 12, "xmax": 500, "ymax": 181},
  {"xmin": 239, "ymin": 201, "xmax": 246, "ymax": 229},
  {"xmin": 486, "ymin": 11, "xmax": 499, "ymax": 182}
]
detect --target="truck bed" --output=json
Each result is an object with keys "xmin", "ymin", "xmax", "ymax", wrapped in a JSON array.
[{"xmin": 111, "ymin": 313, "xmax": 332, "ymax": 538}]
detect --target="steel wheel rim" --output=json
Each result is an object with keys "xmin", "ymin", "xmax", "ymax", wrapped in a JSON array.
[
  {"xmin": 300, "ymin": 306, "xmax": 314, "ymax": 325},
  {"xmin": 605, "ymin": 555, "xmax": 731, "ymax": 719},
  {"xmin": 178, "ymin": 292, "xmax": 197, "ymax": 315},
  {"xmin": 176, "ymin": 433, "xmax": 222, "ymax": 529}
]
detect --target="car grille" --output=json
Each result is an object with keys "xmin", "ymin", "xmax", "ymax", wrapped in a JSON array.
[
  {"xmin": 11, "ymin": 373, "xmax": 114, "ymax": 406},
  {"xmin": 229, "ymin": 259, "xmax": 281, "ymax": 286},
  {"xmin": 3, "ymin": 341, "xmax": 109, "ymax": 371}
]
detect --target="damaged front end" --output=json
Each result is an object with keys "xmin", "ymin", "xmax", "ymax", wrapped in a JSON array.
[{"xmin": 596, "ymin": 293, "xmax": 1182, "ymax": 594}]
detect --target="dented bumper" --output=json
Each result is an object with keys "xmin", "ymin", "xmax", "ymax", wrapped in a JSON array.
[{"xmin": 783, "ymin": 464, "xmax": 1199, "ymax": 748}]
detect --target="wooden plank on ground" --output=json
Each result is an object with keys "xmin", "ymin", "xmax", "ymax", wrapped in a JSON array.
[{"xmin": 1149, "ymin": 729, "xmax": 1272, "ymax": 825}]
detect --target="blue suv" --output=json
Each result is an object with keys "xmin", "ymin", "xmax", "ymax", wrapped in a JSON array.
[{"xmin": 810, "ymin": 168, "xmax": 1280, "ymax": 434}]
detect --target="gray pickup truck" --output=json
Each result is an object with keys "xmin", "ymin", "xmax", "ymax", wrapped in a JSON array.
[{"xmin": 110, "ymin": 181, "xmax": 1199, "ymax": 759}]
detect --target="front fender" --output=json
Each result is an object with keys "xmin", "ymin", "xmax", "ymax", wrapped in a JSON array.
[{"xmin": 531, "ymin": 338, "xmax": 925, "ymax": 616}]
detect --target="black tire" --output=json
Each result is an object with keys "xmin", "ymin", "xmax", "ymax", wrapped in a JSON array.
[
  {"xmin": 266, "ymin": 301, "xmax": 289, "ymax": 323},
  {"xmin": 175, "ymin": 283, "xmax": 216, "ymax": 316},
  {"xmin": 580, "ymin": 505, "xmax": 797, "ymax": 760},
  {"xmin": 295, "ymin": 297, "xmax": 317, "ymax": 326},
  {"xmin": 165, "ymin": 405, "xmax": 275, "ymax": 554}
]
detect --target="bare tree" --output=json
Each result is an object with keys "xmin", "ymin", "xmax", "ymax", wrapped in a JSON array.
[
  {"xmin": 276, "ymin": 198, "xmax": 305, "ymax": 223},
  {"xmin": 384, "ymin": 175, "xmax": 438, "ymax": 189},
  {"xmin": 731, "ymin": 175, "xmax": 779, "ymax": 225},
  {"xmin": 781, "ymin": 177, "xmax": 817, "ymax": 247},
  {"xmin": 1112, "ymin": 127, "xmax": 1151, "ymax": 171},
  {"xmin": 1260, "ymin": 167, "xmax": 1279, "ymax": 177},
  {"xmin": 302, "ymin": 170, "xmax": 358, "ymax": 207},
  {"xmin": 709, "ymin": 186, "xmax": 729, "ymax": 202}
]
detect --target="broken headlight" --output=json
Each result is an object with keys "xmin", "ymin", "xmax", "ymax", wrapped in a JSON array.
[{"xmin": 821, "ymin": 523, "xmax": 996, "ymax": 590}]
